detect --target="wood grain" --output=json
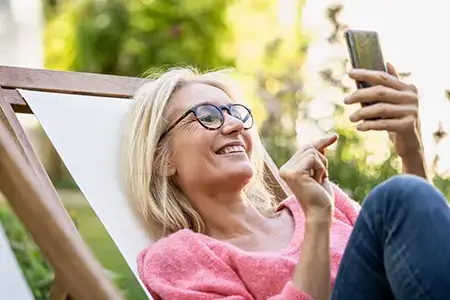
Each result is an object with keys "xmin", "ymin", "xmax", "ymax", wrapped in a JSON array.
[
  {"xmin": 0, "ymin": 65, "xmax": 146, "ymax": 97},
  {"xmin": 0, "ymin": 65, "xmax": 148, "ymax": 113},
  {"xmin": 50, "ymin": 274, "xmax": 69, "ymax": 300},
  {"xmin": 263, "ymin": 151, "xmax": 292, "ymax": 201}
]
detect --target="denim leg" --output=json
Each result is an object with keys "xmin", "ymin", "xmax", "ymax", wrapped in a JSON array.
[{"xmin": 331, "ymin": 174, "xmax": 450, "ymax": 300}]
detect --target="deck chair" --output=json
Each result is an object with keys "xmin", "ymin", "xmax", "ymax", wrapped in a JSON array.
[{"xmin": 0, "ymin": 65, "xmax": 292, "ymax": 299}]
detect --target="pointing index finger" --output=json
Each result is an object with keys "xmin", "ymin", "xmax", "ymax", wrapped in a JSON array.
[{"xmin": 312, "ymin": 133, "xmax": 339, "ymax": 153}]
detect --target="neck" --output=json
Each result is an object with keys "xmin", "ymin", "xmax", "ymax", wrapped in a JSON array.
[{"xmin": 189, "ymin": 189, "xmax": 269, "ymax": 240}]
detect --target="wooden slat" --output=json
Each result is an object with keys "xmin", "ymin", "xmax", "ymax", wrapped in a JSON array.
[
  {"xmin": 263, "ymin": 152, "xmax": 292, "ymax": 201},
  {"xmin": 50, "ymin": 274, "xmax": 69, "ymax": 300},
  {"xmin": 0, "ymin": 65, "xmax": 146, "ymax": 97},
  {"xmin": 0, "ymin": 97, "xmax": 123, "ymax": 300},
  {"xmin": 0, "ymin": 89, "xmax": 59, "ymax": 193},
  {"xmin": 1, "ymin": 89, "xmax": 30, "ymax": 114}
]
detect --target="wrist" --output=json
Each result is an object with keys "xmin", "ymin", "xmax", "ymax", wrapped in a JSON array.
[
  {"xmin": 400, "ymin": 149, "xmax": 428, "ymax": 180},
  {"xmin": 305, "ymin": 210, "xmax": 333, "ymax": 228}
]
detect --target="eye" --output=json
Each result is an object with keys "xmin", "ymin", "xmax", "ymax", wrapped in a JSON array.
[
  {"xmin": 198, "ymin": 114, "xmax": 221, "ymax": 124},
  {"xmin": 196, "ymin": 104, "xmax": 223, "ymax": 126},
  {"xmin": 231, "ymin": 106, "xmax": 249, "ymax": 120}
]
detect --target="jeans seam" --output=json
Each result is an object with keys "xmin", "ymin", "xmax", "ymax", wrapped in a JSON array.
[{"xmin": 394, "ymin": 252, "xmax": 432, "ymax": 300}]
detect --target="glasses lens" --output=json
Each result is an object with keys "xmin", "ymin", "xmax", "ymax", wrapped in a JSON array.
[
  {"xmin": 230, "ymin": 104, "xmax": 253, "ymax": 129},
  {"xmin": 196, "ymin": 104, "xmax": 223, "ymax": 129}
]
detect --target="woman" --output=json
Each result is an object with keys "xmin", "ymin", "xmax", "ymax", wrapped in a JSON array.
[{"xmin": 123, "ymin": 63, "xmax": 450, "ymax": 300}]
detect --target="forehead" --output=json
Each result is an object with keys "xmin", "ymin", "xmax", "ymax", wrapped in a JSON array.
[{"xmin": 170, "ymin": 83, "xmax": 232, "ymax": 112}]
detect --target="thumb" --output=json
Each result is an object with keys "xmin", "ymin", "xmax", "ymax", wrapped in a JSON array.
[
  {"xmin": 312, "ymin": 133, "xmax": 339, "ymax": 153},
  {"xmin": 386, "ymin": 62, "xmax": 399, "ymax": 78}
]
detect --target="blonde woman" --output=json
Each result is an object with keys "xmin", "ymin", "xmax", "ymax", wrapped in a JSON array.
[{"xmin": 123, "ymin": 64, "xmax": 450, "ymax": 300}]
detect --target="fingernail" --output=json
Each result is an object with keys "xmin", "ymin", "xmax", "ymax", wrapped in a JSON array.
[
  {"xmin": 349, "ymin": 114, "xmax": 356, "ymax": 122},
  {"xmin": 343, "ymin": 97, "xmax": 350, "ymax": 104}
]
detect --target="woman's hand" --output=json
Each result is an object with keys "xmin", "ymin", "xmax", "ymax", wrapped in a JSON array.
[
  {"xmin": 281, "ymin": 134, "xmax": 338, "ymax": 300},
  {"xmin": 344, "ymin": 63, "xmax": 428, "ymax": 179},
  {"xmin": 279, "ymin": 133, "xmax": 338, "ymax": 220}
]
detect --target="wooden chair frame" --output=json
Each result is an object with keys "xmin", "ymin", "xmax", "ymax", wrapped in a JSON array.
[{"xmin": 0, "ymin": 65, "xmax": 291, "ymax": 299}]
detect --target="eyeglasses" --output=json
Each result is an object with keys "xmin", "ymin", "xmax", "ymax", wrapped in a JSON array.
[{"xmin": 159, "ymin": 103, "xmax": 254, "ymax": 141}]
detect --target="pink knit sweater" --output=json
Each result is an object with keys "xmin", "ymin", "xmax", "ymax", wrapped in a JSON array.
[{"xmin": 138, "ymin": 185, "xmax": 361, "ymax": 299}]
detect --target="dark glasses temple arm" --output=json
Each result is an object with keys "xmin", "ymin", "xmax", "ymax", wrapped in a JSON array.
[{"xmin": 159, "ymin": 110, "xmax": 194, "ymax": 141}]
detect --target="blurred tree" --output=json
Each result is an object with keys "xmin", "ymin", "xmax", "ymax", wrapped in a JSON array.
[
  {"xmin": 235, "ymin": 0, "xmax": 310, "ymax": 166},
  {"xmin": 431, "ymin": 120, "xmax": 450, "ymax": 196},
  {"xmin": 44, "ymin": 0, "xmax": 235, "ymax": 75},
  {"xmin": 320, "ymin": 3, "xmax": 449, "ymax": 201},
  {"xmin": 306, "ymin": 4, "xmax": 402, "ymax": 202}
]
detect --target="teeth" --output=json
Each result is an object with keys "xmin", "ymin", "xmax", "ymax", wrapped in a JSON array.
[{"xmin": 218, "ymin": 145, "xmax": 245, "ymax": 155}]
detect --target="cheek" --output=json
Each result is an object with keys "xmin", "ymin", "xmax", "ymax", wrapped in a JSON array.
[
  {"xmin": 243, "ymin": 131, "xmax": 254, "ymax": 157},
  {"xmin": 172, "ymin": 129, "xmax": 214, "ymax": 170}
]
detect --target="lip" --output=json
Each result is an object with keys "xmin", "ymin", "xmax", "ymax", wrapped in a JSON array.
[{"xmin": 215, "ymin": 141, "xmax": 246, "ymax": 154}]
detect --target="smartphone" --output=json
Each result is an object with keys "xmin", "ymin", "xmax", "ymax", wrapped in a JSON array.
[{"xmin": 345, "ymin": 29, "xmax": 386, "ymax": 108}]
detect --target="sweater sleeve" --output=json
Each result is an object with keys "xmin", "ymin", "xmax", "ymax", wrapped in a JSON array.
[
  {"xmin": 332, "ymin": 183, "xmax": 361, "ymax": 226},
  {"xmin": 138, "ymin": 231, "xmax": 313, "ymax": 300}
]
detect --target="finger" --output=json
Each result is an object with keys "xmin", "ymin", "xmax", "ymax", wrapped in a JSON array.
[
  {"xmin": 311, "ymin": 133, "xmax": 339, "ymax": 152},
  {"xmin": 349, "ymin": 103, "xmax": 418, "ymax": 123},
  {"xmin": 304, "ymin": 153, "xmax": 326, "ymax": 183},
  {"xmin": 344, "ymin": 85, "xmax": 417, "ymax": 106},
  {"xmin": 348, "ymin": 68, "xmax": 412, "ymax": 91},
  {"xmin": 315, "ymin": 150, "xmax": 328, "ymax": 170},
  {"xmin": 356, "ymin": 116, "xmax": 417, "ymax": 133},
  {"xmin": 298, "ymin": 148, "xmax": 328, "ymax": 165},
  {"xmin": 386, "ymin": 62, "xmax": 399, "ymax": 78},
  {"xmin": 386, "ymin": 62, "xmax": 418, "ymax": 93},
  {"xmin": 298, "ymin": 149, "xmax": 329, "ymax": 181}
]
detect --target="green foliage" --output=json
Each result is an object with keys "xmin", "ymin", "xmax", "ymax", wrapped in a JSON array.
[
  {"xmin": 316, "ymin": 4, "xmax": 401, "ymax": 202},
  {"xmin": 0, "ymin": 203, "xmax": 53, "ymax": 300},
  {"xmin": 318, "ymin": 4, "xmax": 450, "ymax": 202},
  {"xmin": 256, "ymin": 37, "xmax": 309, "ymax": 166},
  {"xmin": 0, "ymin": 200, "xmax": 137, "ymax": 299},
  {"xmin": 45, "ymin": 0, "xmax": 235, "ymax": 75}
]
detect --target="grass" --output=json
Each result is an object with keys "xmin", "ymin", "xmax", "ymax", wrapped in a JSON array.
[
  {"xmin": 0, "ymin": 190, "xmax": 147, "ymax": 300},
  {"xmin": 60, "ymin": 189, "xmax": 147, "ymax": 300}
]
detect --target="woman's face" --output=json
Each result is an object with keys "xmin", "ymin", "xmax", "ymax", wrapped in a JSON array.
[{"xmin": 166, "ymin": 83, "xmax": 254, "ymax": 193}]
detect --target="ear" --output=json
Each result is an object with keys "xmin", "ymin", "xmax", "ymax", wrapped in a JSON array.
[
  {"xmin": 165, "ymin": 163, "xmax": 176, "ymax": 177},
  {"xmin": 157, "ymin": 161, "xmax": 176, "ymax": 177}
]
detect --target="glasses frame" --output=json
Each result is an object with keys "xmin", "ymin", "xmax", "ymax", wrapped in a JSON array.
[{"xmin": 159, "ymin": 103, "xmax": 253, "ymax": 141}]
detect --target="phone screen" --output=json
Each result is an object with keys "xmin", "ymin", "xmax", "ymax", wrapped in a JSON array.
[{"xmin": 345, "ymin": 30, "xmax": 386, "ymax": 89}]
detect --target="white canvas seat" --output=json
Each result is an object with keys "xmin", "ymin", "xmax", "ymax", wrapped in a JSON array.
[{"xmin": 18, "ymin": 89, "xmax": 153, "ymax": 299}]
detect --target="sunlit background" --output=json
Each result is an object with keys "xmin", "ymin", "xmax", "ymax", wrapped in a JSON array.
[{"xmin": 0, "ymin": 0, "xmax": 449, "ymax": 299}]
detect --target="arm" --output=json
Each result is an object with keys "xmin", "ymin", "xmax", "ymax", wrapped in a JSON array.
[
  {"xmin": 401, "ymin": 148, "xmax": 429, "ymax": 181},
  {"xmin": 291, "ymin": 214, "xmax": 331, "ymax": 300}
]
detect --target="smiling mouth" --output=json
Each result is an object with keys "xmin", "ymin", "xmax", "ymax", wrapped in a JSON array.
[{"xmin": 216, "ymin": 145, "xmax": 246, "ymax": 155}]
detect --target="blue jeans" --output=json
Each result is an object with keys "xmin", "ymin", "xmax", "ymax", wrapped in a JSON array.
[{"xmin": 332, "ymin": 174, "xmax": 450, "ymax": 300}]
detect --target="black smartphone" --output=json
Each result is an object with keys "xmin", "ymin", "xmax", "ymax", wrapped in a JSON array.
[{"xmin": 345, "ymin": 29, "xmax": 387, "ymax": 108}]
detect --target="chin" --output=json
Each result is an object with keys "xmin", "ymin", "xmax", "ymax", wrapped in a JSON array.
[{"xmin": 228, "ymin": 165, "xmax": 254, "ymax": 185}]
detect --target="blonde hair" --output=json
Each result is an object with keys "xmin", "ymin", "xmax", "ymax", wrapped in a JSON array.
[{"xmin": 123, "ymin": 67, "xmax": 276, "ymax": 237}]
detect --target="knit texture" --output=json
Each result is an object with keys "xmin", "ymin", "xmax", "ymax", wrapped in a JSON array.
[{"xmin": 138, "ymin": 184, "xmax": 361, "ymax": 299}]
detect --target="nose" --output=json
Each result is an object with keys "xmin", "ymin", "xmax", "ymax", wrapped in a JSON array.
[{"xmin": 220, "ymin": 111, "xmax": 244, "ymax": 136}]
